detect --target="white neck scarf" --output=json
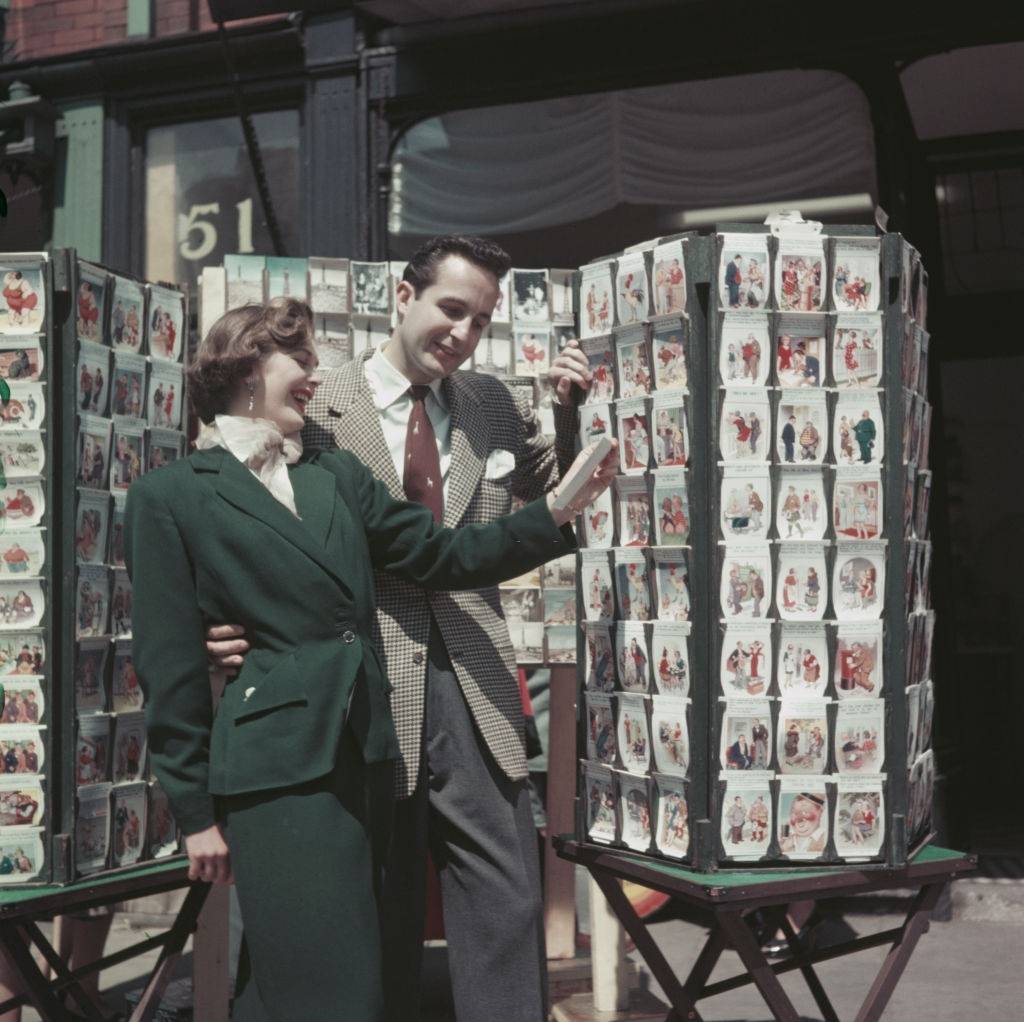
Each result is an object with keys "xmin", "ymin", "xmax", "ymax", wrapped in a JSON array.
[{"xmin": 196, "ymin": 415, "xmax": 303, "ymax": 517}]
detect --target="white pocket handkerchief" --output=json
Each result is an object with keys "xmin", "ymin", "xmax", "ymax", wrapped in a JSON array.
[{"xmin": 484, "ymin": 448, "xmax": 516, "ymax": 480}]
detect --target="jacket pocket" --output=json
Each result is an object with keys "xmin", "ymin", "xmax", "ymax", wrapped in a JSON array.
[{"xmin": 232, "ymin": 653, "xmax": 307, "ymax": 723}]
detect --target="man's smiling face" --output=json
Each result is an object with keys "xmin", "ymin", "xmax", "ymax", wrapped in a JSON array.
[{"xmin": 386, "ymin": 255, "xmax": 499, "ymax": 384}]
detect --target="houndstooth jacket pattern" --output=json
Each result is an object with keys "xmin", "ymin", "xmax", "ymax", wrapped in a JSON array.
[{"xmin": 302, "ymin": 351, "xmax": 578, "ymax": 797}]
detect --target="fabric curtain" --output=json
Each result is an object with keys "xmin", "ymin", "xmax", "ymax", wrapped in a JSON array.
[{"xmin": 390, "ymin": 69, "xmax": 876, "ymax": 236}]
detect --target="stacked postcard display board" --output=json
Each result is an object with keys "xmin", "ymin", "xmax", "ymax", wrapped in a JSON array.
[
  {"xmin": 0, "ymin": 250, "xmax": 185, "ymax": 885},
  {"xmin": 201, "ymin": 256, "xmax": 582, "ymax": 666},
  {"xmin": 576, "ymin": 224, "xmax": 937, "ymax": 870}
]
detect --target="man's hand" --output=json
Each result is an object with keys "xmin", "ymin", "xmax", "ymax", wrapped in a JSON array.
[
  {"xmin": 547, "ymin": 338, "xmax": 591, "ymax": 406},
  {"xmin": 206, "ymin": 623, "xmax": 249, "ymax": 676},
  {"xmin": 184, "ymin": 824, "xmax": 233, "ymax": 884}
]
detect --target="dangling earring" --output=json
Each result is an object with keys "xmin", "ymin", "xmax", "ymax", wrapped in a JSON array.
[{"xmin": 247, "ymin": 379, "xmax": 255, "ymax": 413}]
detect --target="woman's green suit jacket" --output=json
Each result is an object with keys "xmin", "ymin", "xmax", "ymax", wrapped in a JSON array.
[{"xmin": 124, "ymin": 444, "xmax": 575, "ymax": 835}]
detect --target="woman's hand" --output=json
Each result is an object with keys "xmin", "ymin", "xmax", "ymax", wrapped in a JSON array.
[
  {"xmin": 184, "ymin": 824, "xmax": 233, "ymax": 884},
  {"xmin": 547, "ymin": 440, "xmax": 620, "ymax": 527}
]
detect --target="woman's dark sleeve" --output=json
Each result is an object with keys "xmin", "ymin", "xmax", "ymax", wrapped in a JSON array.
[
  {"xmin": 322, "ymin": 451, "xmax": 577, "ymax": 590},
  {"xmin": 125, "ymin": 478, "xmax": 216, "ymax": 835}
]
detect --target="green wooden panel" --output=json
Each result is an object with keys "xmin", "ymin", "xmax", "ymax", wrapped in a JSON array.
[
  {"xmin": 52, "ymin": 101, "xmax": 104, "ymax": 262},
  {"xmin": 126, "ymin": 0, "xmax": 152, "ymax": 38}
]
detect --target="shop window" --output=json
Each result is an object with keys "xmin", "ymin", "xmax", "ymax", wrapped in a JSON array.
[
  {"xmin": 145, "ymin": 109, "xmax": 300, "ymax": 286},
  {"xmin": 388, "ymin": 71, "xmax": 877, "ymax": 265},
  {"xmin": 936, "ymin": 166, "xmax": 1024, "ymax": 296}
]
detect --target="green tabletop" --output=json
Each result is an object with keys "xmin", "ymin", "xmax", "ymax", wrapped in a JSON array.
[
  {"xmin": 0, "ymin": 856, "xmax": 187, "ymax": 909},
  {"xmin": 557, "ymin": 836, "xmax": 974, "ymax": 898}
]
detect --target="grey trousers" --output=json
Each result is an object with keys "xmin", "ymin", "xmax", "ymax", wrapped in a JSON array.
[{"xmin": 380, "ymin": 618, "xmax": 548, "ymax": 1022}]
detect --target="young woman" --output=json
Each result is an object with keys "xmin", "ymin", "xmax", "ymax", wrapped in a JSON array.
[{"xmin": 126, "ymin": 298, "xmax": 616, "ymax": 1021}]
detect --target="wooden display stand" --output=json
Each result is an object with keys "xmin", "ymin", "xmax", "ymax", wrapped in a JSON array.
[
  {"xmin": 0, "ymin": 858, "xmax": 211, "ymax": 1021},
  {"xmin": 555, "ymin": 837, "xmax": 974, "ymax": 1022}
]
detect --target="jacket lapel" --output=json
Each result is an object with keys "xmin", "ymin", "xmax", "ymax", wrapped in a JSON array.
[
  {"xmin": 195, "ymin": 448, "xmax": 351, "ymax": 597},
  {"xmin": 325, "ymin": 355, "xmax": 404, "ymax": 501},
  {"xmin": 444, "ymin": 374, "xmax": 489, "ymax": 527}
]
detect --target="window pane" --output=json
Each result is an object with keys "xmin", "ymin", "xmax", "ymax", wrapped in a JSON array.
[{"xmin": 145, "ymin": 110, "xmax": 300, "ymax": 285}]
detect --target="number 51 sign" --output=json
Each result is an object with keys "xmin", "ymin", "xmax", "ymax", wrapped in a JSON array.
[{"xmin": 178, "ymin": 198, "xmax": 255, "ymax": 262}]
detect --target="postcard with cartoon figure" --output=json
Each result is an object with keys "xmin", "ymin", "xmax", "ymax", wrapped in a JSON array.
[
  {"xmin": 720, "ymin": 465, "xmax": 770, "ymax": 541},
  {"xmin": 586, "ymin": 692, "xmax": 617, "ymax": 765},
  {"xmin": 833, "ymin": 312, "xmax": 882, "ymax": 388},
  {"xmin": 109, "ymin": 275, "xmax": 146, "ymax": 354},
  {"xmin": 653, "ymin": 774, "xmax": 690, "ymax": 859},
  {"xmin": 616, "ymin": 693, "xmax": 651, "ymax": 773},
  {"xmin": 835, "ymin": 775, "xmax": 885, "ymax": 859},
  {"xmin": 718, "ymin": 234, "xmax": 770, "ymax": 311},
  {"xmin": 579, "ymin": 260, "xmax": 615, "ymax": 339},
  {"xmin": 75, "ymin": 637, "xmax": 109, "ymax": 714},
  {"xmin": 831, "ymin": 237, "xmax": 880, "ymax": 312},
  {"xmin": 583, "ymin": 762, "xmax": 617, "ymax": 844},
  {"xmin": 719, "ymin": 542, "xmax": 772, "ymax": 621},
  {"xmin": 776, "ymin": 467, "xmax": 826, "ymax": 541},
  {"xmin": 835, "ymin": 700, "xmax": 884, "ymax": 774},
  {"xmin": 719, "ymin": 697, "xmax": 772, "ymax": 772},
  {"xmin": 580, "ymin": 334, "xmax": 616, "ymax": 404},
  {"xmin": 146, "ymin": 285, "xmax": 185, "ymax": 363},
  {"xmin": 834, "ymin": 620, "xmax": 883, "ymax": 698},
  {"xmin": 719, "ymin": 622, "xmax": 772, "ymax": 698},
  {"xmin": 653, "ymin": 240, "xmax": 687, "ymax": 317},
  {"xmin": 616, "ymin": 620, "xmax": 651, "ymax": 693},
  {"xmin": 777, "ymin": 699, "xmax": 830, "ymax": 775},
  {"xmin": 581, "ymin": 487, "xmax": 614, "ymax": 549},
  {"xmin": 613, "ymin": 547, "xmax": 652, "ymax": 621},
  {"xmin": 615, "ymin": 252, "xmax": 650, "ymax": 327},
  {"xmin": 75, "ymin": 782, "xmax": 111, "ymax": 874},
  {"xmin": 775, "ymin": 237, "xmax": 825, "ymax": 313},
  {"xmin": 778, "ymin": 623, "xmax": 828, "ymax": 699},
  {"xmin": 650, "ymin": 394, "xmax": 687, "ymax": 472},
  {"xmin": 616, "ymin": 770, "xmax": 652, "ymax": 852},
  {"xmin": 1, "ymin": 381, "xmax": 46, "ymax": 431},
  {"xmin": 834, "ymin": 391, "xmax": 884, "ymax": 467},
  {"xmin": 833, "ymin": 541, "xmax": 886, "ymax": 621},
  {"xmin": 777, "ymin": 389, "xmax": 827, "ymax": 466},
  {"xmin": 775, "ymin": 315, "xmax": 826, "ymax": 388},
  {"xmin": 720, "ymin": 312, "xmax": 770, "ymax": 388},
  {"xmin": 651, "ymin": 549, "xmax": 690, "ymax": 623},
  {"xmin": 615, "ymin": 476, "xmax": 651, "ymax": 548},
  {"xmin": 777, "ymin": 776, "xmax": 830, "ymax": 861},
  {"xmin": 833, "ymin": 468, "xmax": 882, "ymax": 541},
  {"xmin": 584, "ymin": 622, "xmax": 616, "ymax": 693},
  {"xmin": 720, "ymin": 774, "xmax": 772, "ymax": 861},
  {"xmin": 651, "ymin": 620, "xmax": 690, "ymax": 696},
  {"xmin": 719, "ymin": 390, "xmax": 770, "ymax": 464},
  {"xmin": 650, "ymin": 316, "xmax": 688, "ymax": 392},
  {"xmin": 775, "ymin": 542, "xmax": 827, "ymax": 622}
]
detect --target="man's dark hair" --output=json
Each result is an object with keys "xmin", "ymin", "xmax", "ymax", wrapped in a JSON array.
[{"xmin": 402, "ymin": 235, "xmax": 512, "ymax": 295}]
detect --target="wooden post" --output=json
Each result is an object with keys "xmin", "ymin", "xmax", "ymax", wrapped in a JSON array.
[
  {"xmin": 544, "ymin": 664, "xmax": 578, "ymax": 960},
  {"xmin": 588, "ymin": 876, "xmax": 629, "ymax": 1013},
  {"xmin": 192, "ymin": 884, "xmax": 231, "ymax": 1021}
]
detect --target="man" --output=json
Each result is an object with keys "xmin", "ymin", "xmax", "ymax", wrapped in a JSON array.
[
  {"xmin": 725, "ymin": 255, "xmax": 743, "ymax": 307},
  {"xmin": 854, "ymin": 408, "xmax": 876, "ymax": 463},
  {"xmin": 781, "ymin": 415, "xmax": 797, "ymax": 462},
  {"xmin": 726, "ymin": 796, "xmax": 746, "ymax": 843},
  {"xmin": 799, "ymin": 419, "xmax": 820, "ymax": 461},
  {"xmin": 207, "ymin": 235, "xmax": 589, "ymax": 1022}
]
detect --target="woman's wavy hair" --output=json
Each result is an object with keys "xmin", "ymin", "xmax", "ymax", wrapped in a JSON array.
[{"xmin": 187, "ymin": 297, "xmax": 314, "ymax": 424}]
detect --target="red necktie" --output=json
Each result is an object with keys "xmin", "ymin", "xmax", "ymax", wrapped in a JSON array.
[{"xmin": 403, "ymin": 385, "xmax": 443, "ymax": 524}]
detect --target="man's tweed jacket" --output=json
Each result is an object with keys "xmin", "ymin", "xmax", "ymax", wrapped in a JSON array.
[{"xmin": 302, "ymin": 351, "xmax": 577, "ymax": 797}]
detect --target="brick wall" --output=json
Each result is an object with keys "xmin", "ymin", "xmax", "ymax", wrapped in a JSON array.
[{"xmin": 4, "ymin": 1, "xmax": 285, "ymax": 63}]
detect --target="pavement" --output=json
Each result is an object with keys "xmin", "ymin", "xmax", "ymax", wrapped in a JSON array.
[{"xmin": 16, "ymin": 874, "xmax": 1024, "ymax": 1020}]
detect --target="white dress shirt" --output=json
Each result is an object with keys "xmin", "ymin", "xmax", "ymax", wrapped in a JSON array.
[{"xmin": 363, "ymin": 345, "xmax": 453, "ymax": 502}]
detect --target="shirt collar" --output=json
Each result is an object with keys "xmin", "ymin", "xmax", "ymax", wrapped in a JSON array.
[{"xmin": 365, "ymin": 345, "xmax": 446, "ymax": 412}]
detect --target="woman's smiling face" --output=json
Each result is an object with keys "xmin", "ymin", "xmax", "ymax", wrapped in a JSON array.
[{"xmin": 253, "ymin": 344, "xmax": 321, "ymax": 436}]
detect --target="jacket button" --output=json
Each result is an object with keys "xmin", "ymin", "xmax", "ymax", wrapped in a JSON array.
[
  {"xmin": 342, "ymin": 630, "xmax": 356, "ymax": 644},
  {"xmin": 412, "ymin": 651, "xmax": 424, "ymax": 665}
]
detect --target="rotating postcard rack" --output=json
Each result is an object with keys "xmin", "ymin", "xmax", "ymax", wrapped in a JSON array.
[
  {"xmin": 0, "ymin": 249, "xmax": 187, "ymax": 885},
  {"xmin": 575, "ymin": 224, "xmax": 936, "ymax": 870}
]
